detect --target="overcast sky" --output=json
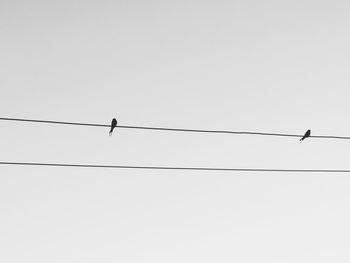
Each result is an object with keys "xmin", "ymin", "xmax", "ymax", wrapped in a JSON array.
[{"xmin": 2, "ymin": 0, "xmax": 350, "ymax": 262}]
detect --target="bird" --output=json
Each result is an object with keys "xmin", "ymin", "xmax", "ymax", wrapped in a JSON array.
[
  {"xmin": 109, "ymin": 118, "xmax": 117, "ymax": 136},
  {"xmin": 300, "ymin": 129, "xmax": 311, "ymax": 142}
]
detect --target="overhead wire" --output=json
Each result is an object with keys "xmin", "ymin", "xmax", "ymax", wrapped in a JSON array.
[
  {"xmin": 0, "ymin": 161, "xmax": 349, "ymax": 173},
  {"xmin": 1, "ymin": 117, "xmax": 348, "ymax": 172},
  {"xmin": 1, "ymin": 117, "xmax": 350, "ymax": 140}
]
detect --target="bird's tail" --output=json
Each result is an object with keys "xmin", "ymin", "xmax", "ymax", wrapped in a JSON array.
[{"xmin": 109, "ymin": 129, "xmax": 113, "ymax": 136}]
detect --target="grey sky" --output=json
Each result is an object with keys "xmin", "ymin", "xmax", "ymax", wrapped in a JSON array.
[{"xmin": 1, "ymin": 0, "xmax": 350, "ymax": 262}]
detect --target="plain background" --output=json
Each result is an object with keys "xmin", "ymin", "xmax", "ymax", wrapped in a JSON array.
[{"xmin": 1, "ymin": 0, "xmax": 350, "ymax": 262}]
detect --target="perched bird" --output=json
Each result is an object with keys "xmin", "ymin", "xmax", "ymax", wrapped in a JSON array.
[
  {"xmin": 109, "ymin": 118, "xmax": 117, "ymax": 136},
  {"xmin": 300, "ymin": 129, "xmax": 311, "ymax": 142}
]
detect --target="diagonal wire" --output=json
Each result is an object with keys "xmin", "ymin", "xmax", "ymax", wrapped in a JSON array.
[
  {"xmin": 0, "ymin": 161, "xmax": 349, "ymax": 173},
  {"xmin": 0, "ymin": 117, "xmax": 350, "ymax": 140}
]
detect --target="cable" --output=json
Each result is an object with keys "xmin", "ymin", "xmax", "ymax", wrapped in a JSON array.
[
  {"xmin": 1, "ymin": 117, "xmax": 350, "ymax": 140},
  {"xmin": 0, "ymin": 161, "xmax": 349, "ymax": 173}
]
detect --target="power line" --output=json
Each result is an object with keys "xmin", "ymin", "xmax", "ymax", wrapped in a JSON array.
[
  {"xmin": 1, "ymin": 117, "xmax": 350, "ymax": 140},
  {"xmin": 0, "ymin": 161, "xmax": 349, "ymax": 173}
]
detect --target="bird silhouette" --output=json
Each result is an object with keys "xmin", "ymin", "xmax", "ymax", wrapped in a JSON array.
[
  {"xmin": 300, "ymin": 129, "xmax": 311, "ymax": 142},
  {"xmin": 109, "ymin": 118, "xmax": 117, "ymax": 136}
]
